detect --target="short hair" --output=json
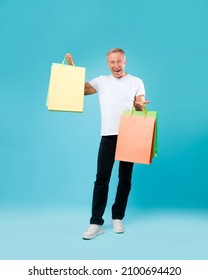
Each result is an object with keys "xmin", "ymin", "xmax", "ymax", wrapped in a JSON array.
[{"xmin": 106, "ymin": 48, "xmax": 126, "ymax": 59}]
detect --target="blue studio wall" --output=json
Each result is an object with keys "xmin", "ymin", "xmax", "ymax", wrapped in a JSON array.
[{"xmin": 0, "ymin": 0, "xmax": 208, "ymax": 213}]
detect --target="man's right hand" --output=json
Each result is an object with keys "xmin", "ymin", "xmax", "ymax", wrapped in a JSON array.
[{"xmin": 66, "ymin": 53, "xmax": 74, "ymax": 65}]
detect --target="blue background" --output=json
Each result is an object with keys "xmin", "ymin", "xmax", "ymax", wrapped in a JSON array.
[{"xmin": 0, "ymin": 0, "xmax": 208, "ymax": 259}]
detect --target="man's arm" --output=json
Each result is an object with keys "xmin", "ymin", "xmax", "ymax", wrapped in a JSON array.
[
  {"xmin": 84, "ymin": 82, "xmax": 97, "ymax": 95},
  {"xmin": 65, "ymin": 53, "xmax": 97, "ymax": 95}
]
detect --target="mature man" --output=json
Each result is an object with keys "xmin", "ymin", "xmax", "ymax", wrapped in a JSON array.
[{"xmin": 66, "ymin": 48, "xmax": 149, "ymax": 240}]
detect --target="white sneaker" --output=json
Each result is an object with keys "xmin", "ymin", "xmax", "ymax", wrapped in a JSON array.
[
  {"xmin": 82, "ymin": 224, "xmax": 104, "ymax": 240},
  {"xmin": 112, "ymin": 219, "xmax": 125, "ymax": 234}
]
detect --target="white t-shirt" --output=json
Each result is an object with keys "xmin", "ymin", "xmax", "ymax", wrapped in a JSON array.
[{"xmin": 89, "ymin": 74, "xmax": 145, "ymax": 136}]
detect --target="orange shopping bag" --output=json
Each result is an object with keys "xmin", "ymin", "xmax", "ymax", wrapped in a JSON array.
[{"xmin": 115, "ymin": 109, "xmax": 156, "ymax": 164}]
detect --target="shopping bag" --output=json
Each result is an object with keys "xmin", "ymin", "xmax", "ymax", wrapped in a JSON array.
[
  {"xmin": 123, "ymin": 109, "xmax": 158, "ymax": 158},
  {"xmin": 115, "ymin": 108, "xmax": 157, "ymax": 164},
  {"xmin": 46, "ymin": 57, "xmax": 85, "ymax": 112}
]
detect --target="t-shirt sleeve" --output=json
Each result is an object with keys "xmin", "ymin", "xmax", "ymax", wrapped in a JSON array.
[
  {"xmin": 136, "ymin": 79, "xmax": 145, "ymax": 96},
  {"xmin": 88, "ymin": 76, "xmax": 103, "ymax": 92}
]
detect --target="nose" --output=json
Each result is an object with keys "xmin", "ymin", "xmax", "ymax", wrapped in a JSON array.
[{"xmin": 114, "ymin": 62, "xmax": 119, "ymax": 69}]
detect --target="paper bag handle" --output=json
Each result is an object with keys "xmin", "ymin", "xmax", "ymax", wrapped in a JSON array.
[
  {"xmin": 62, "ymin": 56, "xmax": 75, "ymax": 66},
  {"xmin": 131, "ymin": 104, "xmax": 147, "ymax": 117}
]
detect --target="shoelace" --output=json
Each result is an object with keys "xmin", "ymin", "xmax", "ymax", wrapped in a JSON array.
[
  {"xmin": 87, "ymin": 225, "xmax": 99, "ymax": 232},
  {"xmin": 113, "ymin": 221, "xmax": 123, "ymax": 228}
]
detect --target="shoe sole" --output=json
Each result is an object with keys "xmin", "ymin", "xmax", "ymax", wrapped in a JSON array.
[{"xmin": 113, "ymin": 229, "xmax": 125, "ymax": 234}]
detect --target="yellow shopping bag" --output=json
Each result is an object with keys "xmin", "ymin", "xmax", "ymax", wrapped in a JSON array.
[{"xmin": 46, "ymin": 57, "xmax": 85, "ymax": 112}]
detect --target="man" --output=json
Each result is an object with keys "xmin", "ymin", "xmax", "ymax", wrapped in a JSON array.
[{"xmin": 66, "ymin": 48, "xmax": 149, "ymax": 240}]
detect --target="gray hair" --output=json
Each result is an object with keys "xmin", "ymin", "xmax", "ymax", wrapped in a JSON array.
[{"xmin": 106, "ymin": 48, "xmax": 126, "ymax": 59}]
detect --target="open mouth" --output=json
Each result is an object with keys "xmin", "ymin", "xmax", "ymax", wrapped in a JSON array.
[{"xmin": 113, "ymin": 68, "xmax": 121, "ymax": 75}]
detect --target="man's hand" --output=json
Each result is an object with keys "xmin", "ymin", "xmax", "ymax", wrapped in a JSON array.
[
  {"xmin": 134, "ymin": 95, "xmax": 150, "ymax": 110},
  {"xmin": 66, "ymin": 53, "xmax": 74, "ymax": 65}
]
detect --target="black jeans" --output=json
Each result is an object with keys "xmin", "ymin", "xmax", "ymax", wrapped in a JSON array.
[{"xmin": 90, "ymin": 136, "xmax": 134, "ymax": 225}]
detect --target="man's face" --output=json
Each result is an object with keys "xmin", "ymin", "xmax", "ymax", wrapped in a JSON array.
[{"xmin": 107, "ymin": 52, "xmax": 126, "ymax": 78}]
